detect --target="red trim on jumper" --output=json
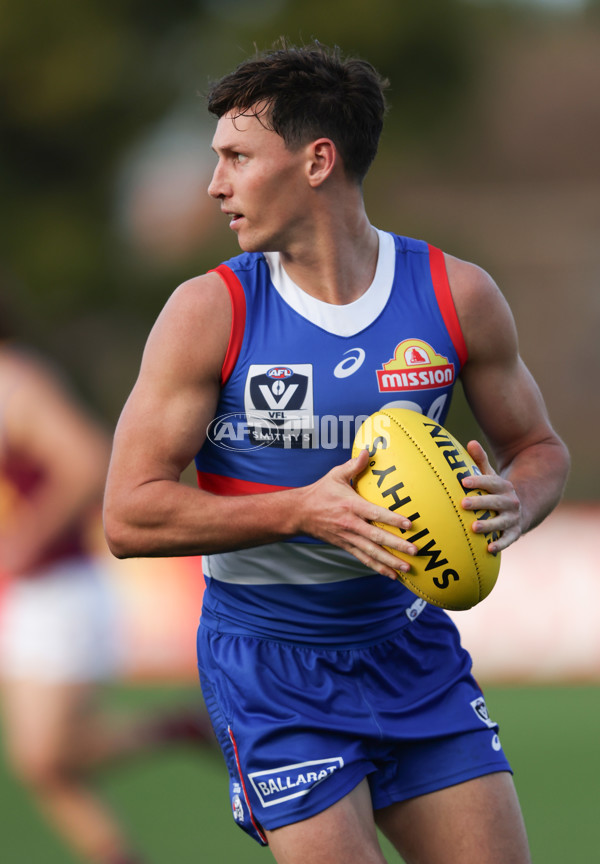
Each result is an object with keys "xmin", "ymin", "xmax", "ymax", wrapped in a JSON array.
[
  {"xmin": 210, "ymin": 265, "xmax": 247, "ymax": 386},
  {"xmin": 197, "ymin": 471, "xmax": 292, "ymax": 496},
  {"xmin": 427, "ymin": 244, "xmax": 468, "ymax": 368},
  {"xmin": 228, "ymin": 726, "xmax": 268, "ymax": 845}
]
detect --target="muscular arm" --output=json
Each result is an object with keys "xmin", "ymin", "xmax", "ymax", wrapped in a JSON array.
[
  {"xmin": 446, "ymin": 255, "xmax": 570, "ymax": 552},
  {"xmin": 103, "ymin": 273, "xmax": 416, "ymax": 577}
]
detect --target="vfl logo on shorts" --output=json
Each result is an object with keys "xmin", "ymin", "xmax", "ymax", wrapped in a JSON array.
[
  {"xmin": 470, "ymin": 697, "xmax": 497, "ymax": 729},
  {"xmin": 248, "ymin": 757, "xmax": 344, "ymax": 807}
]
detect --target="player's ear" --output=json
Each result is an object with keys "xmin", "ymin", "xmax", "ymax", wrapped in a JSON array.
[{"xmin": 306, "ymin": 138, "xmax": 337, "ymax": 187}]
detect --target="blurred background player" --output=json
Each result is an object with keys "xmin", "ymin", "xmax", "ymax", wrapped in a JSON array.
[{"xmin": 0, "ymin": 303, "xmax": 214, "ymax": 864}]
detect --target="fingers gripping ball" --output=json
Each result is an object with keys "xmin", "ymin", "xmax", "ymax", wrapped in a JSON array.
[{"xmin": 352, "ymin": 409, "xmax": 501, "ymax": 611}]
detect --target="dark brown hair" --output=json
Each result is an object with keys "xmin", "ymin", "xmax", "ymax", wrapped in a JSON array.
[{"xmin": 207, "ymin": 40, "xmax": 389, "ymax": 182}]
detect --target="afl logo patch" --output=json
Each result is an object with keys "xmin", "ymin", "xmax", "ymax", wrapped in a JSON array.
[{"xmin": 267, "ymin": 367, "xmax": 294, "ymax": 380}]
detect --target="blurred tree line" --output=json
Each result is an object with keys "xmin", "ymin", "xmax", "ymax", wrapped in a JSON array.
[{"xmin": 1, "ymin": 0, "xmax": 598, "ymax": 496}]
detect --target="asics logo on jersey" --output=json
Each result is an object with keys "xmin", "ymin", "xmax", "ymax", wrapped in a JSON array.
[{"xmin": 334, "ymin": 348, "xmax": 366, "ymax": 379}]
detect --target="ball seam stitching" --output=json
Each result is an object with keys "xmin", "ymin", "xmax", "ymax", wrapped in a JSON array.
[{"xmin": 383, "ymin": 411, "xmax": 484, "ymax": 602}]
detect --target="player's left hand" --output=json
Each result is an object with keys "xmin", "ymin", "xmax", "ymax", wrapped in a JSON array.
[{"xmin": 460, "ymin": 439, "xmax": 522, "ymax": 554}]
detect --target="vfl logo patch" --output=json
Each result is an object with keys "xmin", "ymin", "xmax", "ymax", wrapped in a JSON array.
[
  {"xmin": 470, "ymin": 697, "xmax": 497, "ymax": 729},
  {"xmin": 377, "ymin": 339, "xmax": 455, "ymax": 393},
  {"xmin": 249, "ymin": 757, "xmax": 344, "ymax": 808},
  {"xmin": 244, "ymin": 364, "xmax": 314, "ymax": 449}
]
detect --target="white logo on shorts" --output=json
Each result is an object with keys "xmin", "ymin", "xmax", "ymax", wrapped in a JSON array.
[
  {"xmin": 470, "ymin": 697, "xmax": 497, "ymax": 729},
  {"xmin": 232, "ymin": 793, "xmax": 244, "ymax": 822},
  {"xmin": 405, "ymin": 597, "xmax": 427, "ymax": 621},
  {"xmin": 231, "ymin": 781, "xmax": 245, "ymax": 822},
  {"xmin": 249, "ymin": 757, "xmax": 344, "ymax": 807}
]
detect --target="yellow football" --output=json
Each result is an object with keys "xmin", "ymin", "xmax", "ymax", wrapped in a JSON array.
[{"xmin": 352, "ymin": 408, "xmax": 501, "ymax": 611}]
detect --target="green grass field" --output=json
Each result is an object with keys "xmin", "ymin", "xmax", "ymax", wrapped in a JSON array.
[{"xmin": 1, "ymin": 684, "xmax": 598, "ymax": 862}]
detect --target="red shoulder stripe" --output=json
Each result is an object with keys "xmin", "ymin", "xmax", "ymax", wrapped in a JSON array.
[
  {"xmin": 427, "ymin": 244, "xmax": 468, "ymax": 367},
  {"xmin": 210, "ymin": 264, "xmax": 246, "ymax": 386}
]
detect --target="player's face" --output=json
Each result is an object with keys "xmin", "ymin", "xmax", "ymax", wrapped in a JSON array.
[{"xmin": 208, "ymin": 110, "xmax": 311, "ymax": 253}]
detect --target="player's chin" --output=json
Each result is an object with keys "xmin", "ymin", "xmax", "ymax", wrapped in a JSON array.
[
  {"xmin": 237, "ymin": 227, "xmax": 281, "ymax": 255},
  {"xmin": 236, "ymin": 239, "xmax": 260, "ymax": 254},
  {"xmin": 234, "ymin": 229, "xmax": 261, "ymax": 253}
]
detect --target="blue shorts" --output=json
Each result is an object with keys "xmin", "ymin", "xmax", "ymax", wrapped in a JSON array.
[{"xmin": 197, "ymin": 608, "xmax": 511, "ymax": 846}]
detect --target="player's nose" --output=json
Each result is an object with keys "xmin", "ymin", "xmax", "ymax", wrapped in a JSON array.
[{"xmin": 208, "ymin": 161, "xmax": 230, "ymax": 199}]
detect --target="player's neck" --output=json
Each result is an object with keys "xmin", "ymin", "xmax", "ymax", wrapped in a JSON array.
[{"xmin": 278, "ymin": 204, "xmax": 379, "ymax": 306}]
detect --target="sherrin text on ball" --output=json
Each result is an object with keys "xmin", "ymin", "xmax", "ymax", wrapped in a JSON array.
[{"xmin": 352, "ymin": 408, "xmax": 501, "ymax": 610}]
